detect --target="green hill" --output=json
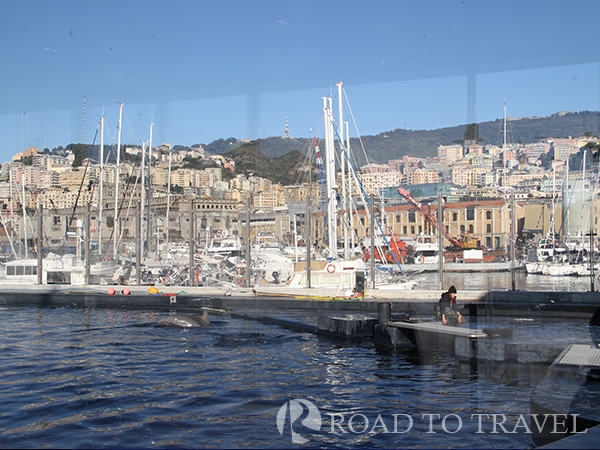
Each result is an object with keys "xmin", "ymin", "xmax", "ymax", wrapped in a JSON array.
[
  {"xmin": 223, "ymin": 111, "xmax": 600, "ymax": 168},
  {"xmin": 224, "ymin": 141, "xmax": 315, "ymax": 186}
]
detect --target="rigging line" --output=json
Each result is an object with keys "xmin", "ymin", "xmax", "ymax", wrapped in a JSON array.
[
  {"xmin": 122, "ymin": 108, "xmax": 145, "ymax": 146},
  {"xmin": 0, "ymin": 211, "xmax": 17, "ymax": 258},
  {"xmin": 65, "ymin": 129, "xmax": 98, "ymax": 243},
  {"xmin": 331, "ymin": 119, "xmax": 404, "ymax": 273},
  {"xmin": 342, "ymin": 87, "xmax": 372, "ymax": 171},
  {"xmin": 106, "ymin": 151, "xmax": 143, "ymax": 255},
  {"xmin": 116, "ymin": 156, "xmax": 143, "ymax": 250},
  {"xmin": 291, "ymin": 137, "xmax": 317, "ymax": 186}
]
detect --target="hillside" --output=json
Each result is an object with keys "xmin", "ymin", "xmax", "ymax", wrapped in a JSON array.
[
  {"xmin": 53, "ymin": 110, "xmax": 600, "ymax": 186},
  {"xmin": 227, "ymin": 111, "xmax": 600, "ymax": 168},
  {"xmin": 223, "ymin": 141, "xmax": 315, "ymax": 186}
]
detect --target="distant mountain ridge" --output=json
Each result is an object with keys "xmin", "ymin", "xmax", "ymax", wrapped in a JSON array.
[
  {"xmin": 48, "ymin": 111, "xmax": 600, "ymax": 187},
  {"xmin": 222, "ymin": 111, "xmax": 600, "ymax": 171}
]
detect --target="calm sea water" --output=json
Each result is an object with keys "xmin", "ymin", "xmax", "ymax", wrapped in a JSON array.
[
  {"xmin": 415, "ymin": 269, "xmax": 598, "ymax": 292},
  {"xmin": 0, "ymin": 302, "xmax": 595, "ymax": 448}
]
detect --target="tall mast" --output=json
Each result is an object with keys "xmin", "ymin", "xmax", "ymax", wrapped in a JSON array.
[
  {"xmin": 140, "ymin": 141, "xmax": 146, "ymax": 258},
  {"xmin": 552, "ymin": 162, "xmax": 556, "ymax": 256},
  {"xmin": 98, "ymin": 114, "xmax": 104, "ymax": 256},
  {"xmin": 337, "ymin": 82, "xmax": 349, "ymax": 259},
  {"xmin": 565, "ymin": 157, "xmax": 570, "ymax": 240},
  {"xmin": 146, "ymin": 123, "xmax": 153, "ymax": 254},
  {"xmin": 323, "ymin": 96, "xmax": 337, "ymax": 258},
  {"xmin": 503, "ymin": 101, "xmax": 507, "ymax": 188},
  {"xmin": 165, "ymin": 146, "xmax": 172, "ymax": 257},
  {"xmin": 22, "ymin": 170, "xmax": 27, "ymax": 259},
  {"xmin": 346, "ymin": 121, "xmax": 355, "ymax": 252},
  {"xmin": 582, "ymin": 149, "xmax": 587, "ymax": 241},
  {"xmin": 113, "ymin": 102, "xmax": 123, "ymax": 258}
]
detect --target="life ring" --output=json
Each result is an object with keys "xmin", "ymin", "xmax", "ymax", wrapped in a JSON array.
[{"xmin": 326, "ymin": 263, "xmax": 336, "ymax": 273}]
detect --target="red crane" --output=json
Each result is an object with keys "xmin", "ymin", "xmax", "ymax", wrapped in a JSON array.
[{"xmin": 397, "ymin": 188, "xmax": 462, "ymax": 248}]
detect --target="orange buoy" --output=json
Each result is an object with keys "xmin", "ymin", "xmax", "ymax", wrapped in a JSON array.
[
  {"xmin": 107, "ymin": 288, "xmax": 116, "ymax": 296},
  {"xmin": 122, "ymin": 288, "xmax": 131, "ymax": 296},
  {"xmin": 148, "ymin": 287, "xmax": 159, "ymax": 295}
]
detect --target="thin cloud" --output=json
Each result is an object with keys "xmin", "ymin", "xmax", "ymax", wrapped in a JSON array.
[
  {"xmin": 276, "ymin": 19, "xmax": 287, "ymax": 25},
  {"xmin": 44, "ymin": 47, "xmax": 58, "ymax": 52}
]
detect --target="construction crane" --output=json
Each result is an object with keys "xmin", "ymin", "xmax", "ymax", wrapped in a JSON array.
[{"xmin": 397, "ymin": 188, "xmax": 463, "ymax": 248}]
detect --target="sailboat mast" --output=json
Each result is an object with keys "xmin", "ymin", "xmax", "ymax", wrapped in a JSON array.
[
  {"xmin": 113, "ymin": 102, "xmax": 123, "ymax": 258},
  {"xmin": 565, "ymin": 158, "xmax": 570, "ymax": 241},
  {"xmin": 22, "ymin": 171, "xmax": 27, "ymax": 259},
  {"xmin": 552, "ymin": 162, "xmax": 556, "ymax": 257},
  {"xmin": 147, "ymin": 123, "xmax": 153, "ymax": 254},
  {"xmin": 98, "ymin": 115, "xmax": 104, "ymax": 256},
  {"xmin": 346, "ymin": 121, "xmax": 355, "ymax": 252},
  {"xmin": 140, "ymin": 141, "xmax": 146, "ymax": 258},
  {"xmin": 166, "ymin": 146, "xmax": 172, "ymax": 257},
  {"xmin": 337, "ymin": 82, "xmax": 349, "ymax": 259},
  {"xmin": 503, "ymin": 101, "xmax": 507, "ymax": 188},
  {"xmin": 582, "ymin": 149, "xmax": 587, "ymax": 242},
  {"xmin": 323, "ymin": 96, "xmax": 337, "ymax": 258}
]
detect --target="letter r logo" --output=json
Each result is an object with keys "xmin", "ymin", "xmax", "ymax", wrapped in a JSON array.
[{"xmin": 277, "ymin": 399, "xmax": 322, "ymax": 444}]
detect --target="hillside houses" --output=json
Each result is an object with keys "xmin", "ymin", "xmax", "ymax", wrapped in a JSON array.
[{"xmin": 0, "ymin": 134, "xmax": 597, "ymax": 257}]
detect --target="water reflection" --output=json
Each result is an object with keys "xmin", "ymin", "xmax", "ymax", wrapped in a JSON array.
[
  {"xmin": 0, "ymin": 305, "xmax": 597, "ymax": 448},
  {"xmin": 417, "ymin": 270, "xmax": 597, "ymax": 292}
]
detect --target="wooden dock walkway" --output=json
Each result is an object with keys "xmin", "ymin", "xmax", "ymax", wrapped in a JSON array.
[
  {"xmin": 554, "ymin": 343, "xmax": 600, "ymax": 367},
  {"xmin": 386, "ymin": 320, "xmax": 488, "ymax": 339}
]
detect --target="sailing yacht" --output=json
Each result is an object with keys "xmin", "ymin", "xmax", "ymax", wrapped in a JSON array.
[
  {"xmin": 254, "ymin": 82, "xmax": 418, "ymax": 298},
  {"xmin": 526, "ymin": 151, "xmax": 597, "ymax": 277},
  {"xmin": 410, "ymin": 235, "xmax": 440, "ymax": 265}
]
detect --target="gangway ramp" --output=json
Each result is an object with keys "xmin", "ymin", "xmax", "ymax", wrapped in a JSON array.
[{"xmin": 387, "ymin": 320, "xmax": 487, "ymax": 339}]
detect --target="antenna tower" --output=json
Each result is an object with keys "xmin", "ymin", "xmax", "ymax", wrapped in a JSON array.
[
  {"xmin": 284, "ymin": 114, "xmax": 290, "ymax": 138},
  {"xmin": 83, "ymin": 96, "xmax": 87, "ymax": 144}
]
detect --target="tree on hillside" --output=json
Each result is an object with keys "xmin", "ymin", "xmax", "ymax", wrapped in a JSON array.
[
  {"xmin": 68, "ymin": 143, "xmax": 89, "ymax": 168},
  {"xmin": 584, "ymin": 141, "xmax": 600, "ymax": 163}
]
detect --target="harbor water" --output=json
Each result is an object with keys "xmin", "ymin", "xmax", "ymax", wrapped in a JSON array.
[
  {"xmin": 413, "ymin": 269, "xmax": 599, "ymax": 292},
  {"xmin": 0, "ymin": 300, "xmax": 596, "ymax": 448}
]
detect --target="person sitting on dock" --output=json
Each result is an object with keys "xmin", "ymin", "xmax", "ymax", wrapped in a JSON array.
[{"xmin": 438, "ymin": 285, "xmax": 465, "ymax": 325}]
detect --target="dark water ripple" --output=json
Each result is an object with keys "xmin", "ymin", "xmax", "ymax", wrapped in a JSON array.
[{"xmin": 0, "ymin": 305, "xmax": 593, "ymax": 448}]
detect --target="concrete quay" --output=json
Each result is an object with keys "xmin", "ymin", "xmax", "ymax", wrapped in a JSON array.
[{"xmin": 0, "ymin": 284, "xmax": 598, "ymax": 316}]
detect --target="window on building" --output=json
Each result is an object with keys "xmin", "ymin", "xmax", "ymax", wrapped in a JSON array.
[
  {"xmin": 410, "ymin": 226, "xmax": 415, "ymax": 234},
  {"xmin": 468, "ymin": 224, "xmax": 474, "ymax": 233},
  {"xmin": 467, "ymin": 208, "xmax": 475, "ymax": 220},
  {"xmin": 408, "ymin": 211, "xmax": 416, "ymax": 222},
  {"xmin": 53, "ymin": 216, "xmax": 61, "ymax": 225},
  {"xmin": 452, "ymin": 212, "xmax": 458, "ymax": 221},
  {"xmin": 486, "ymin": 210, "xmax": 492, "ymax": 220},
  {"xmin": 486, "ymin": 224, "xmax": 491, "ymax": 232},
  {"xmin": 403, "ymin": 226, "xmax": 407, "ymax": 234}
]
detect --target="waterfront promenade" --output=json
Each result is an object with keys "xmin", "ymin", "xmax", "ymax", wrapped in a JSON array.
[{"xmin": 0, "ymin": 283, "xmax": 598, "ymax": 319}]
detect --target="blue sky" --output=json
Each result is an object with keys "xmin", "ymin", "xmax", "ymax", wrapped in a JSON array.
[{"xmin": 1, "ymin": 0, "xmax": 599, "ymax": 163}]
